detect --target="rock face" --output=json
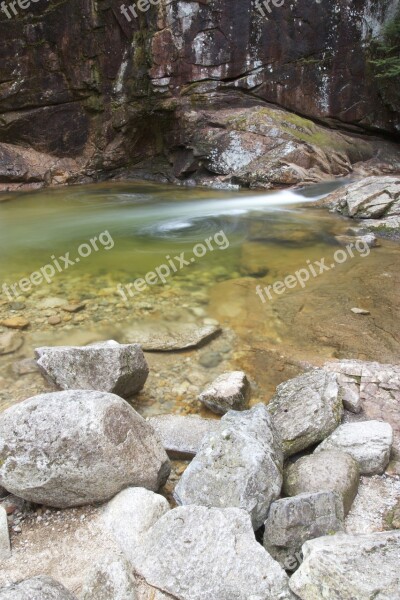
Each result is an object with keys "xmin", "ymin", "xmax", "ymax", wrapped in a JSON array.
[
  {"xmin": 35, "ymin": 341, "xmax": 149, "ymax": 398},
  {"xmin": 283, "ymin": 450, "xmax": 360, "ymax": 515},
  {"xmin": 198, "ymin": 371, "xmax": 250, "ymax": 414},
  {"xmin": 174, "ymin": 404, "xmax": 283, "ymax": 529},
  {"xmin": 0, "ymin": 506, "xmax": 10, "ymax": 561},
  {"xmin": 0, "ymin": 391, "xmax": 170, "ymax": 507},
  {"xmin": 263, "ymin": 492, "xmax": 344, "ymax": 571},
  {"xmin": 289, "ymin": 531, "xmax": 400, "ymax": 599},
  {"xmin": 132, "ymin": 506, "xmax": 296, "ymax": 600},
  {"xmin": 0, "ymin": 576, "xmax": 77, "ymax": 599},
  {"xmin": 315, "ymin": 420, "xmax": 393, "ymax": 475},
  {"xmin": 148, "ymin": 414, "xmax": 220, "ymax": 459},
  {"xmin": 81, "ymin": 553, "xmax": 137, "ymax": 600},
  {"xmin": 267, "ymin": 369, "xmax": 342, "ymax": 457}
]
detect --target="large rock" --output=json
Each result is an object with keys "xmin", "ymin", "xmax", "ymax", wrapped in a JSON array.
[
  {"xmin": 198, "ymin": 371, "xmax": 250, "ymax": 414},
  {"xmin": 283, "ymin": 450, "xmax": 360, "ymax": 515},
  {"xmin": 267, "ymin": 369, "xmax": 342, "ymax": 457},
  {"xmin": 0, "ymin": 391, "xmax": 170, "ymax": 507},
  {"xmin": 263, "ymin": 492, "xmax": 344, "ymax": 571},
  {"xmin": 174, "ymin": 404, "xmax": 283, "ymax": 529},
  {"xmin": 289, "ymin": 531, "xmax": 400, "ymax": 599},
  {"xmin": 132, "ymin": 505, "xmax": 296, "ymax": 600},
  {"xmin": 148, "ymin": 414, "xmax": 220, "ymax": 459},
  {"xmin": 0, "ymin": 576, "xmax": 77, "ymax": 599},
  {"xmin": 81, "ymin": 553, "xmax": 137, "ymax": 600},
  {"xmin": 0, "ymin": 506, "xmax": 10, "ymax": 561},
  {"xmin": 315, "ymin": 420, "xmax": 393, "ymax": 475},
  {"xmin": 35, "ymin": 341, "xmax": 149, "ymax": 398}
]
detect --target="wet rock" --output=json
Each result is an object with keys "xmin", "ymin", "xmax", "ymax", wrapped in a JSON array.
[
  {"xmin": 37, "ymin": 297, "xmax": 67, "ymax": 309},
  {"xmin": 0, "ymin": 317, "xmax": 29, "ymax": 330},
  {"xmin": 263, "ymin": 492, "xmax": 344, "ymax": 571},
  {"xmin": 48, "ymin": 316, "xmax": 62, "ymax": 326},
  {"xmin": 132, "ymin": 506, "xmax": 296, "ymax": 600},
  {"xmin": 0, "ymin": 506, "xmax": 10, "ymax": 561},
  {"xmin": 0, "ymin": 391, "xmax": 170, "ymax": 507},
  {"xmin": 283, "ymin": 450, "xmax": 360, "ymax": 515},
  {"xmin": 0, "ymin": 331, "xmax": 23, "ymax": 355},
  {"xmin": 12, "ymin": 358, "xmax": 39, "ymax": 376},
  {"xmin": 289, "ymin": 531, "xmax": 400, "ymax": 599},
  {"xmin": 174, "ymin": 404, "xmax": 283, "ymax": 529},
  {"xmin": 267, "ymin": 369, "xmax": 342, "ymax": 457},
  {"xmin": 81, "ymin": 553, "xmax": 137, "ymax": 600},
  {"xmin": 148, "ymin": 414, "xmax": 220, "ymax": 459},
  {"xmin": 314, "ymin": 420, "xmax": 393, "ymax": 475},
  {"xmin": 198, "ymin": 351, "xmax": 223, "ymax": 368},
  {"xmin": 0, "ymin": 576, "xmax": 77, "ymax": 599},
  {"xmin": 123, "ymin": 322, "xmax": 221, "ymax": 351},
  {"xmin": 62, "ymin": 303, "xmax": 86, "ymax": 313},
  {"xmin": 198, "ymin": 371, "xmax": 250, "ymax": 414},
  {"xmin": 35, "ymin": 341, "xmax": 149, "ymax": 398}
]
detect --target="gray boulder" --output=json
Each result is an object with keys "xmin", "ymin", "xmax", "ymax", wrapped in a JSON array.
[
  {"xmin": 81, "ymin": 553, "xmax": 137, "ymax": 600},
  {"xmin": 314, "ymin": 420, "xmax": 393, "ymax": 475},
  {"xmin": 0, "ymin": 391, "xmax": 170, "ymax": 507},
  {"xmin": 289, "ymin": 531, "xmax": 400, "ymax": 599},
  {"xmin": 132, "ymin": 505, "xmax": 296, "ymax": 600},
  {"xmin": 263, "ymin": 492, "xmax": 344, "ymax": 571},
  {"xmin": 148, "ymin": 414, "xmax": 220, "ymax": 459},
  {"xmin": 35, "ymin": 341, "xmax": 149, "ymax": 398},
  {"xmin": 283, "ymin": 449, "xmax": 359, "ymax": 515},
  {"xmin": 174, "ymin": 403, "xmax": 283, "ymax": 529},
  {"xmin": 0, "ymin": 506, "xmax": 10, "ymax": 561},
  {"xmin": 198, "ymin": 371, "xmax": 251, "ymax": 414},
  {"xmin": 267, "ymin": 369, "xmax": 342, "ymax": 457},
  {"xmin": 0, "ymin": 576, "xmax": 77, "ymax": 599}
]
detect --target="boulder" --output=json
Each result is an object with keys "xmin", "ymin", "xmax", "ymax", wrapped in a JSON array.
[
  {"xmin": 283, "ymin": 450, "xmax": 359, "ymax": 515},
  {"xmin": 0, "ymin": 332, "xmax": 23, "ymax": 356},
  {"xmin": 0, "ymin": 506, "xmax": 10, "ymax": 561},
  {"xmin": 0, "ymin": 391, "xmax": 170, "ymax": 507},
  {"xmin": 289, "ymin": 531, "xmax": 400, "ymax": 599},
  {"xmin": 35, "ymin": 341, "xmax": 149, "ymax": 398},
  {"xmin": 148, "ymin": 414, "xmax": 220, "ymax": 459},
  {"xmin": 174, "ymin": 404, "xmax": 283, "ymax": 529},
  {"xmin": 0, "ymin": 576, "xmax": 77, "ymax": 599},
  {"xmin": 81, "ymin": 553, "xmax": 137, "ymax": 600},
  {"xmin": 263, "ymin": 492, "xmax": 344, "ymax": 571},
  {"xmin": 198, "ymin": 371, "xmax": 250, "ymax": 414},
  {"xmin": 314, "ymin": 420, "xmax": 393, "ymax": 475},
  {"xmin": 267, "ymin": 369, "xmax": 342, "ymax": 457},
  {"xmin": 132, "ymin": 505, "xmax": 296, "ymax": 600}
]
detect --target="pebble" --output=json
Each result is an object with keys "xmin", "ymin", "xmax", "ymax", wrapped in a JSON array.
[
  {"xmin": 0, "ymin": 317, "xmax": 30, "ymax": 330},
  {"xmin": 351, "ymin": 308, "xmax": 371, "ymax": 315},
  {"xmin": 199, "ymin": 351, "xmax": 223, "ymax": 369},
  {"xmin": 62, "ymin": 303, "xmax": 86, "ymax": 313},
  {"xmin": 48, "ymin": 316, "xmax": 62, "ymax": 326}
]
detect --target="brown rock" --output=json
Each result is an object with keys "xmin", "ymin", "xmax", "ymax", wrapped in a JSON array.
[
  {"xmin": 48, "ymin": 316, "xmax": 61, "ymax": 326},
  {"xmin": 0, "ymin": 331, "xmax": 23, "ymax": 355},
  {"xmin": 62, "ymin": 303, "xmax": 86, "ymax": 313},
  {"xmin": 0, "ymin": 317, "xmax": 29, "ymax": 330}
]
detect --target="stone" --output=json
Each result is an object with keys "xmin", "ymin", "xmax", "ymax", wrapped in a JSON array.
[
  {"xmin": 81, "ymin": 553, "xmax": 137, "ymax": 600},
  {"xmin": 48, "ymin": 316, "xmax": 62, "ymax": 326},
  {"xmin": 331, "ymin": 371, "xmax": 362, "ymax": 413},
  {"xmin": 198, "ymin": 371, "xmax": 250, "ymax": 414},
  {"xmin": 263, "ymin": 492, "xmax": 344, "ymax": 571},
  {"xmin": 198, "ymin": 351, "xmax": 223, "ymax": 368},
  {"xmin": 289, "ymin": 531, "xmax": 400, "ymax": 600},
  {"xmin": 132, "ymin": 506, "xmax": 296, "ymax": 600},
  {"xmin": 0, "ymin": 576, "xmax": 77, "ymax": 599},
  {"xmin": 37, "ymin": 297, "xmax": 67, "ymax": 309},
  {"xmin": 0, "ymin": 391, "xmax": 170, "ymax": 507},
  {"xmin": 0, "ymin": 331, "xmax": 23, "ymax": 355},
  {"xmin": 123, "ymin": 322, "xmax": 221, "ymax": 351},
  {"xmin": 62, "ymin": 303, "xmax": 86, "ymax": 313},
  {"xmin": 35, "ymin": 340, "xmax": 149, "ymax": 398},
  {"xmin": 0, "ymin": 317, "xmax": 29, "ymax": 330},
  {"xmin": 283, "ymin": 450, "xmax": 360, "ymax": 515},
  {"xmin": 314, "ymin": 420, "xmax": 393, "ymax": 475},
  {"xmin": 174, "ymin": 404, "xmax": 283, "ymax": 529},
  {"xmin": 267, "ymin": 369, "xmax": 342, "ymax": 457},
  {"xmin": 351, "ymin": 307, "xmax": 370, "ymax": 315},
  {"xmin": 148, "ymin": 414, "xmax": 220, "ymax": 459},
  {"xmin": 11, "ymin": 358, "xmax": 39, "ymax": 376},
  {"xmin": 0, "ymin": 506, "xmax": 11, "ymax": 561}
]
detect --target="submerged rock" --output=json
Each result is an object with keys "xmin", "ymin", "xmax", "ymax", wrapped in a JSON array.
[
  {"xmin": 35, "ymin": 341, "xmax": 149, "ymax": 398},
  {"xmin": 174, "ymin": 404, "xmax": 283, "ymax": 529},
  {"xmin": 0, "ymin": 576, "xmax": 77, "ymax": 599},
  {"xmin": 123, "ymin": 322, "xmax": 221, "ymax": 351},
  {"xmin": 198, "ymin": 371, "xmax": 250, "ymax": 414},
  {"xmin": 0, "ymin": 331, "xmax": 23, "ymax": 356},
  {"xmin": 267, "ymin": 369, "xmax": 342, "ymax": 457},
  {"xmin": 148, "ymin": 414, "xmax": 220, "ymax": 459},
  {"xmin": 0, "ymin": 391, "xmax": 170, "ymax": 507}
]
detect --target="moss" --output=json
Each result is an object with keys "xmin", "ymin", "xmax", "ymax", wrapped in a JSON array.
[{"xmin": 369, "ymin": 8, "xmax": 400, "ymax": 80}]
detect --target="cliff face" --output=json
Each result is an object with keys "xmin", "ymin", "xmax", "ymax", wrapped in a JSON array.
[{"xmin": 0, "ymin": 0, "xmax": 399, "ymax": 189}]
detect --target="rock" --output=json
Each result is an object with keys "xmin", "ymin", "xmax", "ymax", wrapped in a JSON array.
[
  {"xmin": 37, "ymin": 298, "xmax": 67, "ymax": 309},
  {"xmin": 35, "ymin": 341, "xmax": 149, "ymax": 398},
  {"xmin": 81, "ymin": 553, "xmax": 137, "ymax": 600},
  {"xmin": 174, "ymin": 404, "xmax": 283, "ymax": 529},
  {"xmin": 62, "ymin": 303, "xmax": 86, "ymax": 313},
  {"xmin": 0, "ymin": 317, "xmax": 29, "ymax": 330},
  {"xmin": 289, "ymin": 531, "xmax": 400, "ymax": 599},
  {"xmin": 123, "ymin": 322, "xmax": 221, "ymax": 351},
  {"xmin": 148, "ymin": 414, "xmax": 220, "ymax": 459},
  {"xmin": 198, "ymin": 371, "xmax": 250, "ymax": 414},
  {"xmin": 48, "ymin": 316, "xmax": 62, "ymax": 326},
  {"xmin": 198, "ymin": 350, "xmax": 223, "ymax": 368},
  {"xmin": 0, "ymin": 576, "xmax": 77, "ymax": 599},
  {"xmin": 314, "ymin": 420, "xmax": 393, "ymax": 475},
  {"xmin": 0, "ymin": 391, "xmax": 170, "ymax": 507},
  {"xmin": 263, "ymin": 492, "xmax": 344, "ymax": 571},
  {"xmin": 283, "ymin": 450, "xmax": 360, "ymax": 515},
  {"xmin": 267, "ymin": 369, "xmax": 342, "ymax": 457},
  {"xmin": 345, "ymin": 474, "xmax": 400, "ymax": 534},
  {"xmin": 11, "ymin": 358, "xmax": 39, "ymax": 376},
  {"xmin": 0, "ymin": 331, "xmax": 23, "ymax": 355},
  {"xmin": 102, "ymin": 487, "xmax": 170, "ymax": 564},
  {"xmin": 329, "ymin": 370, "xmax": 362, "ymax": 413},
  {"xmin": 132, "ymin": 505, "xmax": 296, "ymax": 600},
  {"xmin": 0, "ymin": 506, "xmax": 10, "ymax": 561},
  {"xmin": 351, "ymin": 307, "xmax": 370, "ymax": 315}
]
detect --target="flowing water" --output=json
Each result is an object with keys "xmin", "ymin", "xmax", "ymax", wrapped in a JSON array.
[{"xmin": 0, "ymin": 180, "xmax": 399, "ymax": 415}]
